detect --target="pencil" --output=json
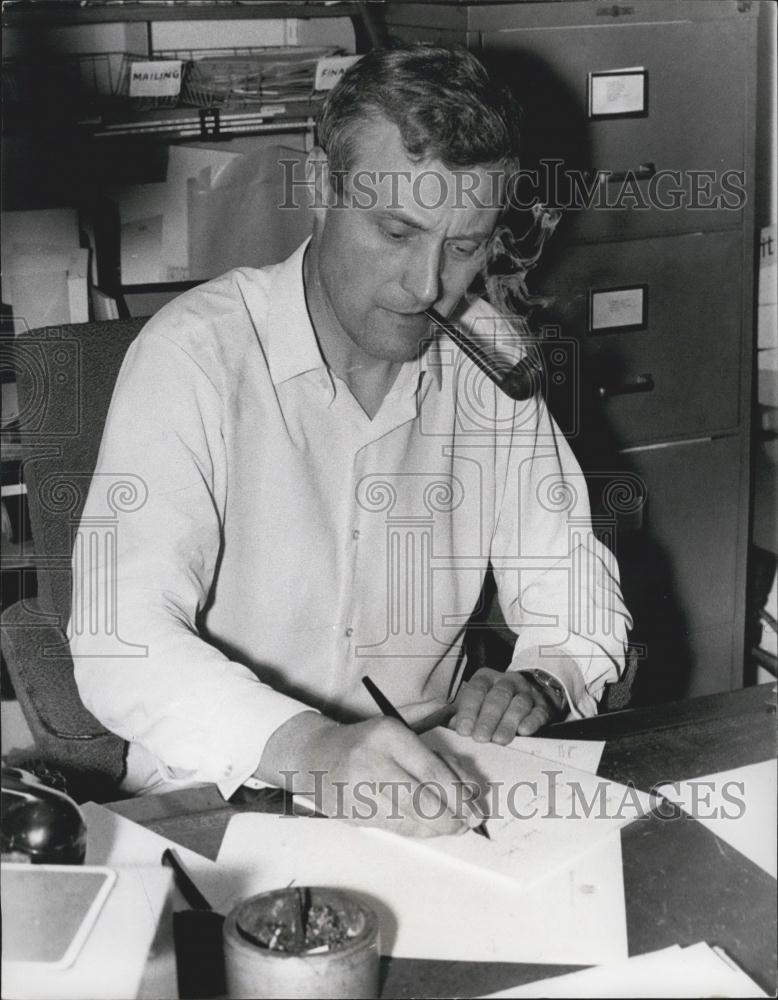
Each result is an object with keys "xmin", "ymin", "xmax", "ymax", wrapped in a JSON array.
[{"xmin": 361, "ymin": 676, "xmax": 490, "ymax": 839}]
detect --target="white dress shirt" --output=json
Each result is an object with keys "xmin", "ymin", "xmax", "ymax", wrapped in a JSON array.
[{"xmin": 70, "ymin": 240, "xmax": 631, "ymax": 798}]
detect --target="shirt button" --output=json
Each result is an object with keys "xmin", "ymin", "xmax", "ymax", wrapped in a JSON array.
[
  {"xmin": 352, "ymin": 529, "xmax": 360, "ymax": 540},
  {"xmin": 345, "ymin": 627, "xmax": 354, "ymax": 637}
]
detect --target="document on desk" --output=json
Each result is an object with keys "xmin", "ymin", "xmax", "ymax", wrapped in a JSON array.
[
  {"xmin": 476, "ymin": 942, "xmax": 769, "ymax": 998},
  {"xmin": 414, "ymin": 729, "xmax": 650, "ymax": 890},
  {"xmin": 507, "ymin": 736, "xmax": 605, "ymax": 774},
  {"xmin": 216, "ymin": 731, "xmax": 640, "ymax": 963},
  {"xmin": 82, "ymin": 802, "xmax": 235, "ymax": 912},
  {"xmin": 217, "ymin": 814, "xmax": 627, "ymax": 964},
  {"xmin": 655, "ymin": 759, "xmax": 777, "ymax": 879}
]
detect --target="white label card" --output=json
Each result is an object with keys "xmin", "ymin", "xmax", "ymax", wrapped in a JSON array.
[
  {"xmin": 314, "ymin": 55, "xmax": 361, "ymax": 91},
  {"xmin": 589, "ymin": 69, "xmax": 646, "ymax": 118},
  {"xmin": 590, "ymin": 287, "xmax": 646, "ymax": 332},
  {"xmin": 128, "ymin": 60, "xmax": 182, "ymax": 98}
]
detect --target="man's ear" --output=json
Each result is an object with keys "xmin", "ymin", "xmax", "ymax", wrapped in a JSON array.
[{"xmin": 305, "ymin": 146, "xmax": 332, "ymax": 221}]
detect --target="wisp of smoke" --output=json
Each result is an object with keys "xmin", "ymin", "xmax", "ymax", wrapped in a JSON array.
[{"xmin": 477, "ymin": 202, "xmax": 561, "ymax": 338}]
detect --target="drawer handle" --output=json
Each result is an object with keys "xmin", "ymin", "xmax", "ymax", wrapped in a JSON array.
[
  {"xmin": 590, "ymin": 162, "xmax": 657, "ymax": 184},
  {"xmin": 597, "ymin": 373, "xmax": 655, "ymax": 399}
]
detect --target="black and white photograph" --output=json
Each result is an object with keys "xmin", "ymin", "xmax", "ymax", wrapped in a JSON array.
[{"xmin": 1, "ymin": 1, "xmax": 776, "ymax": 997}]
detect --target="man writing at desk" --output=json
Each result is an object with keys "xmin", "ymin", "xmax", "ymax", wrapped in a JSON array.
[{"xmin": 70, "ymin": 45, "xmax": 630, "ymax": 837}]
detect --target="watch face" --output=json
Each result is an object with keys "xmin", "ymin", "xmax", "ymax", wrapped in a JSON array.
[{"xmin": 530, "ymin": 671, "xmax": 566, "ymax": 713}]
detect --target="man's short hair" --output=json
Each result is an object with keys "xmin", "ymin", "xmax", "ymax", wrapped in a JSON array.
[{"xmin": 318, "ymin": 43, "xmax": 522, "ymax": 191}]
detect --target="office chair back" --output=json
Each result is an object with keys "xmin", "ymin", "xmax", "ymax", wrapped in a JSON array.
[{"xmin": 1, "ymin": 319, "xmax": 146, "ymax": 795}]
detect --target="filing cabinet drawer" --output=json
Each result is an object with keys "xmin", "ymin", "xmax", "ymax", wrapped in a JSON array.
[
  {"xmin": 479, "ymin": 16, "xmax": 751, "ymax": 240},
  {"xmin": 621, "ymin": 435, "xmax": 742, "ymax": 633},
  {"xmin": 537, "ymin": 229, "xmax": 743, "ymax": 449},
  {"xmin": 615, "ymin": 435, "xmax": 745, "ymax": 697}
]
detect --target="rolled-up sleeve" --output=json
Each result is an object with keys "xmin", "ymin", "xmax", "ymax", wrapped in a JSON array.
[
  {"xmin": 69, "ymin": 328, "xmax": 309, "ymax": 798},
  {"xmin": 490, "ymin": 395, "xmax": 632, "ymax": 719}
]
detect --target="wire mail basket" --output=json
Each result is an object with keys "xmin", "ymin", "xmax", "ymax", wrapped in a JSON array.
[{"xmin": 159, "ymin": 46, "xmax": 338, "ymax": 110}]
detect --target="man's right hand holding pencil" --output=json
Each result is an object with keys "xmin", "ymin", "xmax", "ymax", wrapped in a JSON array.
[{"xmin": 258, "ymin": 711, "xmax": 488, "ymax": 839}]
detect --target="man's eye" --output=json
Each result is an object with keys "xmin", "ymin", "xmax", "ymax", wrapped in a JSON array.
[
  {"xmin": 380, "ymin": 226, "xmax": 409, "ymax": 242},
  {"xmin": 447, "ymin": 242, "xmax": 480, "ymax": 259}
]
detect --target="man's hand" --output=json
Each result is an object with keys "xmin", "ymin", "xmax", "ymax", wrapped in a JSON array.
[
  {"xmin": 257, "ymin": 711, "xmax": 486, "ymax": 838},
  {"xmin": 449, "ymin": 668, "xmax": 561, "ymax": 744}
]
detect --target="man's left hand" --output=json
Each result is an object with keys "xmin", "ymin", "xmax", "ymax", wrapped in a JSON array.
[{"xmin": 449, "ymin": 667, "xmax": 559, "ymax": 744}]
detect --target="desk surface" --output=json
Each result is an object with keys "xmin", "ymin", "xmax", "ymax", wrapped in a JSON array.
[{"xmin": 109, "ymin": 683, "xmax": 778, "ymax": 998}]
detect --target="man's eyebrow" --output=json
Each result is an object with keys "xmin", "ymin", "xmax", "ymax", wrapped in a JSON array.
[
  {"xmin": 377, "ymin": 210, "xmax": 493, "ymax": 242},
  {"xmin": 377, "ymin": 210, "xmax": 429, "ymax": 231}
]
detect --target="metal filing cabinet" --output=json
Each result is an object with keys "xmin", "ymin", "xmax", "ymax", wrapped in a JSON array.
[{"xmin": 383, "ymin": 0, "xmax": 757, "ymax": 700}]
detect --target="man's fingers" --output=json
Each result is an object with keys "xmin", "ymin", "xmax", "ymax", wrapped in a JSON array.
[
  {"xmin": 491, "ymin": 693, "xmax": 534, "ymax": 745},
  {"xmin": 410, "ymin": 750, "xmax": 483, "ymax": 835},
  {"xmin": 388, "ymin": 730, "xmax": 478, "ymax": 836},
  {"xmin": 439, "ymin": 752, "xmax": 488, "ymax": 828},
  {"xmin": 453, "ymin": 676, "xmax": 492, "ymax": 736},
  {"xmin": 472, "ymin": 684, "xmax": 532, "ymax": 742},
  {"xmin": 516, "ymin": 699, "xmax": 552, "ymax": 736}
]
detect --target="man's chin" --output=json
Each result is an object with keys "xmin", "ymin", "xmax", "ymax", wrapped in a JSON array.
[{"xmin": 377, "ymin": 313, "xmax": 434, "ymax": 358}]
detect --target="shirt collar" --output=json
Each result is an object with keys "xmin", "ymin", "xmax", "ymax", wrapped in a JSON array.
[
  {"xmin": 266, "ymin": 237, "xmax": 444, "ymax": 397},
  {"xmin": 266, "ymin": 238, "xmax": 327, "ymax": 387}
]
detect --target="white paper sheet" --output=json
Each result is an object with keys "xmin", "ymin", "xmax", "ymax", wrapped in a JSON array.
[
  {"xmin": 507, "ymin": 736, "xmax": 605, "ymax": 774},
  {"xmin": 477, "ymin": 942, "xmax": 769, "ymax": 998},
  {"xmin": 3, "ymin": 245, "xmax": 90, "ymax": 331},
  {"xmin": 415, "ymin": 729, "xmax": 649, "ymax": 890},
  {"xmin": 216, "ymin": 812, "xmax": 627, "ymax": 964},
  {"xmin": 656, "ymin": 759, "xmax": 777, "ymax": 879},
  {"xmin": 82, "ymin": 801, "xmax": 233, "ymax": 912},
  {"xmin": 1, "ymin": 209, "xmax": 80, "ymax": 254},
  {"xmin": 120, "ymin": 216, "xmax": 164, "ymax": 285}
]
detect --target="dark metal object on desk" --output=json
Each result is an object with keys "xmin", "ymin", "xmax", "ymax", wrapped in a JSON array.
[
  {"xmin": 425, "ymin": 307, "xmax": 543, "ymax": 401},
  {"xmin": 0, "ymin": 764, "xmax": 87, "ymax": 864},
  {"xmin": 162, "ymin": 847, "xmax": 227, "ymax": 1000}
]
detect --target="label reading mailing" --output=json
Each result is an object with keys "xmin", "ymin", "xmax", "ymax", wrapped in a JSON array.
[{"xmin": 129, "ymin": 61, "xmax": 182, "ymax": 98}]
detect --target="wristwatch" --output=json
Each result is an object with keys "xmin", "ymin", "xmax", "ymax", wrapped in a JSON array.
[{"xmin": 524, "ymin": 669, "xmax": 568, "ymax": 717}]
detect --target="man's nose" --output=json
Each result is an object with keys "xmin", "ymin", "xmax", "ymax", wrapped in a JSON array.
[{"xmin": 400, "ymin": 246, "xmax": 442, "ymax": 309}]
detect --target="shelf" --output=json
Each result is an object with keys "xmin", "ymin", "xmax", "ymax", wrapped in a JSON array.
[
  {"xmin": 2, "ymin": 1, "xmax": 365, "ymax": 28},
  {"xmin": 92, "ymin": 99, "xmax": 322, "ymax": 139}
]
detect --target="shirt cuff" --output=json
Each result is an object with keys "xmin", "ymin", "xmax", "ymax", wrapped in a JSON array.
[
  {"xmin": 148, "ymin": 676, "xmax": 318, "ymax": 800},
  {"xmin": 509, "ymin": 626, "xmax": 623, "ymax": 719}
]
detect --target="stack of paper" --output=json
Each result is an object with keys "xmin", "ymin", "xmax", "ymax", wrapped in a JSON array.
[
  {"xmin": 477, "ymin": 943, "xmax": 769, "ymax": 998},
  {"xmin": 1, "ymin": 209, "xmax": 88, "ymax": 333}
]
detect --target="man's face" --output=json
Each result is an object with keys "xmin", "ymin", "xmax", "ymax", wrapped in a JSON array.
[{"xmin": 311, "ymin": 116, "xmax": 504, "ymax": 366}]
